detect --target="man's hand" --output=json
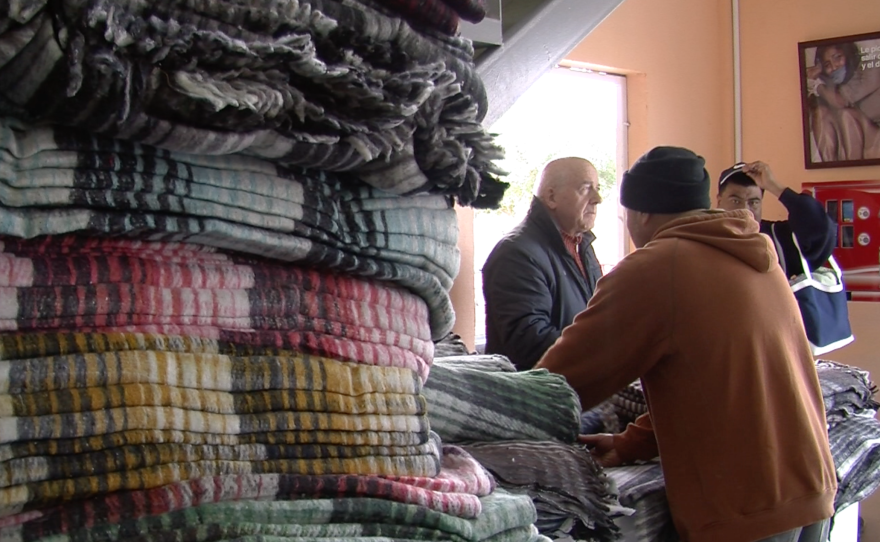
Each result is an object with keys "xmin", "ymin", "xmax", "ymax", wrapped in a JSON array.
[
  {"xmin": 578, "ymin": 433, "xmax": 624, "ymax": 468},
  {"xmin": 742, "ymin": 161, "xmax": 784, "ymax": 198}
]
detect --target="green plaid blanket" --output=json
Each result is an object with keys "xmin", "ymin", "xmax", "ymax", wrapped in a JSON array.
[{"xmin": 423, "ymin": 360, "xmax": 581, "ymax": 443}]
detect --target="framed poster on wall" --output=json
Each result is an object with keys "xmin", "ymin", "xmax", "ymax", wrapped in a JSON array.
[{"xmin": 797, "ymin": 31, "xmax": 880, "ymax": 169}]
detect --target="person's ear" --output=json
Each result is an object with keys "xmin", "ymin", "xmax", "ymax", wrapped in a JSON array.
[
  {"xmin": 544, "ymin": 187, "xmax": 559, "ymax": 210},
  {"xmin": 637, "ymin": 210, "xmax": 652, "ymax": 226}
]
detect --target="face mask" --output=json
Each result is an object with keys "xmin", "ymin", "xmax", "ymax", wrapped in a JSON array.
[{"xmin": 826, "ymin": 65, "xmax": 847, "ymax": 85}]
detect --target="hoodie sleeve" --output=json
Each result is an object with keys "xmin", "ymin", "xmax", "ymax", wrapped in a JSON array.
[
  {"xmin": 614, "ymin": 413, "xmax": 660, "ymax": 463},
  {"xmin": 535, "ymin": 246, "xmax": 672, "ymax": 411},
  {"xmin": 778, "ymin": 188, "xmax": 837, "ymax": 269}
]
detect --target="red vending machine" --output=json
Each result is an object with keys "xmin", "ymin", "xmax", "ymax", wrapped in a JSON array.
[{"xmin": 803, "ymin": 180, "xmax": 880, "ymax": 301}]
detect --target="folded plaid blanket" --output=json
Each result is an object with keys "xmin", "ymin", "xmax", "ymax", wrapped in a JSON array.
[
  {"xmin": 1, "ymin": 445, "xmax": 489, "ymax": 527},
  {"xmin": 432, "ymin": 333, "xmax": 471, "ymax": 358},
  {"xmin": 1, "ymin": 384, "xmax": 426, "ymax": 417},
  {"xmin": 1, "ymin": 481, "xmax": 534, "ymax": 540},
  {"xmin": 0, "ymin": 444, "xmax": 491, "ymax": 523},
  {"xmin": 0, "ymin": 453, "xmax": 442, "ymax": 516},
  {"xmin": 0, "ymin": 428, "xmax": 429, "ymax": 463},
  {"xmin": 604, "ymin": 416, "xmax": 880, "ymax": 537},
  {"xmin": 0, "ymin": 119, "xmax": 460, "ymax": 278},
  {"xmin": 817, "ymin": 360, "xmax": 879, "ymax": 425},
  {"xmin": 0, "ymin": 0, "xmax": 506, "ymax": 207},
  {"xmin": 0, "ymin": 283, "xmax": 434, "ymax": 364},
  {"xmin": 829, "ymin": 415, "xmax": 880, "ymax": 511},
  {"xmin": 385, "ymin": 444, "xmax": 493, "ymax": 495},
  {"xmin": 2, "ymin": 405, "xmax": 429, "ymax": 443},
  {"xmin": 0, "ymin": 121, "xmax": 460, "ymax": 339},
  {"xmin": 423, "ymin": 361, "xmax": 581, "ymax": 442},
  {"xmin": 0, "ymin": 329, "xmax": 427, "ymax": 367},
  {"xmin": 0, "ymin": 209, "xmax": 455, "ymax": 339},
  {"xmin": 604, "ymin": 463, "xmax": 677, "ymax": 542},
  {"xmin": 461, "ymin": 441, "xmax": 621, "ymax": 542},
  {"xmin": 0, "ymin": 332, "xmax": 428, "ymax": 388},
  {"xmin": 432, "ymin": 353, "xmax": 517, "ymax": 373},
  {"xmin": 0, "ymin": 349, "xmax": 422, "ymax": 395}
]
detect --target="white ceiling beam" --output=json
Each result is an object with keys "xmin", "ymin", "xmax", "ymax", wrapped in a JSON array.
[{"xmin": 477, "ymin": 0, "xmax": 626, "ymax": 127}]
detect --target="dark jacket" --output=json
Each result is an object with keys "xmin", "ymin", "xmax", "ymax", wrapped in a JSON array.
[
  {"xmin": 482, "ymin": 197, "xmax": 602, "ymax": 370},
  {"xmin": 761, "ymin": 188, "xmax": 837, "ymax": 277}
]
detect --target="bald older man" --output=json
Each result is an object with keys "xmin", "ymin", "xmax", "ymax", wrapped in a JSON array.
[{"xmin": 482, "ymin": 157, "xmax": 603, "ymax": 370}]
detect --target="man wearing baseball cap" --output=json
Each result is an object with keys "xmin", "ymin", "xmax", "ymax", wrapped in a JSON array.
[
  {"xmin": 537, "ymin": 146, "xmax": 835, "ymax": 542},
  {"xmin": 717, "ymin": 161, "xmax": 836, "ymax": 277}
]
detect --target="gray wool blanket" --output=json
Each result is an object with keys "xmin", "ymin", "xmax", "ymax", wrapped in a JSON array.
[
  {"xmin": 0, "ymin": 121, "xmax": 460, "ymax": 339},
  {"xmin": 460, "ymin": 440, "xmax": 623, "ymax": 542},
  {"xmin": 816, "ymin": 360, "xmax": 879, "ymax": 425},
  {"xmin": 829, "ymin": 415, "xmax": 880, "ymax": 511},
  {"xmin": 0, "ymin": 0, "xmax": 507, "ymax": 207},
  {"xmin": 604, "ymin": 463, "xmax": 677, "ymax": 542},
  {"xmin": 422, "ymin": 359, "xmax": 581, "ymax": 443}
]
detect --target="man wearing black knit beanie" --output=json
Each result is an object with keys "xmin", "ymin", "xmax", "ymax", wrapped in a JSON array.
[{"xmin": 537, "ymin": 146, "xmax": 836, "ymax": 542}]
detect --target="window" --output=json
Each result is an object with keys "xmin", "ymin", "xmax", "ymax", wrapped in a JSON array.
[{"xmin": 473, "ymin": 66, "xmax": 628, "ymax": 350}]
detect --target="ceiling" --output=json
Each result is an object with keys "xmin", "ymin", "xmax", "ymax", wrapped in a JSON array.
[{"xmin": 463, "ymin": 0, "xmax": 627, "ymax": 126}]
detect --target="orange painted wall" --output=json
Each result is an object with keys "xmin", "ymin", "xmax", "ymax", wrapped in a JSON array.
[
  {"xmin": 452, "ymin": 0, "xmax": 880, "ymax": 536},
  {"xmin": 567, "ymin": 0, "xmax": 735, "ymax": 175},
  {"xmin": 738, "ymin": 0, "xmax": 880, "ymax": 537}
]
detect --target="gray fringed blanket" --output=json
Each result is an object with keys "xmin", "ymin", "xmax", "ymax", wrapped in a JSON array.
[
  {"xmin": 605, "ymin": 463, "xmax": 677, "ymax": 542},
  {"xmin": 0, "ymin": 0, "xmax": 507, "ymax": 207},
  {"xmin": 829, "ymin": 415, "xmax": 880, "ymax": 511},
  {"xmin": 423, "ymin": 359, "xmax": 581, "ymax": 443},
  {"xmin": 817, "ymin": 360, "xmax": 879, "ymax": 425},
  {"xmin": 461, "ymin": 440, "xmax": 622, "ymax": 542}
]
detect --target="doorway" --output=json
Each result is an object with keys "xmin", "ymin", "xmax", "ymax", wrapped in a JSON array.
[{"xmin": 473, "ymin": 66, "xmax": 629, "ymax": 350}]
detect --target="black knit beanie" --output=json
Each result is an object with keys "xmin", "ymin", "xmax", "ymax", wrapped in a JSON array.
[{"xmin": 620, "ymin": 146, "xmax": 711, "ymax": 213}]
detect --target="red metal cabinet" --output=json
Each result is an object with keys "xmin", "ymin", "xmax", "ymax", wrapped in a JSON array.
[{"xmin": 803, "ymin": 180, "xmax": 880, "ymax": 301}]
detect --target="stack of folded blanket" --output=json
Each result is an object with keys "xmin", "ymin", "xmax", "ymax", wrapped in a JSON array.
[
  {"xmin": 427, "ymin": 339, "xmax": 626, "ymax": 541},
  {"xmin": 816, "ymin": 360, "xmax": 880, "ymax": 511},
  {"xmin": 0, "ymin": 121, "xmax": 461, "ymax": 339},
  {"xmin": 0, "ymin": 0, "xmax": 506, "ymax": 208},
  {"xmin": 0, "ymin": 0, "xmax": 553, "ymax": 539}
]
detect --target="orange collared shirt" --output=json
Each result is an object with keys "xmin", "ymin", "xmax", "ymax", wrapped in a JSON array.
[{"xmin": 560, "ymin": 231, "xmax": 587, "ymax": 278}]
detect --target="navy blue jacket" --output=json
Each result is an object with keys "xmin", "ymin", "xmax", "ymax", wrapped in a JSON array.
[
  {"xmin": 761, "ymin": 188, "xmax": 837, "ymax": 278},
  {"xmin": 482, "ymin": 197, "xmax": 602, "ymax": 370}
]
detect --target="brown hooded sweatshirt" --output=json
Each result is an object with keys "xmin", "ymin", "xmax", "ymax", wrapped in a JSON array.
[{"xmin": 536, "ymin": 210, "xmax": 836, "ymax": 542}]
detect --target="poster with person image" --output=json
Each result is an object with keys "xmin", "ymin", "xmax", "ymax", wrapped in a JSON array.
[{"xmin": 798, "ymin": 31, "xmax": 880, "ymax": 169}]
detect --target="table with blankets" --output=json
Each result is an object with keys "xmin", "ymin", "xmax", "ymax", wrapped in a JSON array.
[{"xmin": 579, "ymin": 360, "xmax": 880, "ymax": 542}]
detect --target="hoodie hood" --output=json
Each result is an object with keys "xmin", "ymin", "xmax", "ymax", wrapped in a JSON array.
[{"xmin": 651, "ymin": 209, "xmax": 776, "ymax": 273}]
